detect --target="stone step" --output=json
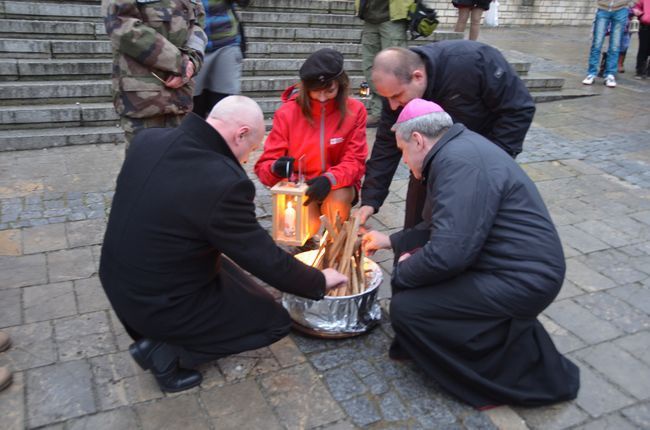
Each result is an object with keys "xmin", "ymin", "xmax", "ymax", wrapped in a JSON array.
[
  {"xmin": 0, "ymin": 103, "xmax": 117, "ymax": 130},
  {"xmin": 0, "ymin": 38, "xmax": 111, "ymax": 59},
  {"xmin": 246, "ymin": 0, "xmax": 355, "ymax": 14},
  {"xmin": 240, "ymin": 75, "xmax": 366, "ymax": 97},
  {"xmin": 242, "ymin": 57, "xmax": 362, "ymax": 76},
  {"xmin": 521, "ymin": 73, "xmax": 564, "ymax": 91},
  {"xmin": 0, "ymin": 18, "xmax": 105, "ymax": 40},
  {"xmin": 0, "ymin": 58, "xmax": 111, "ymax": 80},
  {"xmin": 245, "ymin": 26, "xmax": 361, "ymax": 43},
  {"xmin": 0, "ymin": 80, "xmax": 112, "ymax": 104},
  {"xmin": 530, "ymin": 90, "xmax": 598, "ymax": 103},
  {"xmin": 0, "ymin": 125, "xmax": 122, "ymax": 151},
  {"xmin": 246, "ymin": 41, "xmax": 363, "ymax": 58},
  {"xmin": 238, "ymin": 11, "xmax": 360, "ymax": 29},
  {"xmin": 0, "ymin": 1, "xmax": 102, "ymax": 22}
]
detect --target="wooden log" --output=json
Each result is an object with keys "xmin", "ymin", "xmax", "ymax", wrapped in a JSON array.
[
  {"xmin": 338, "ymin": 216, "xmax": 360, "ymax": 275},
  {"xmin": 319, "ymin": 215, "xmax": 338, "ymax": 242}
]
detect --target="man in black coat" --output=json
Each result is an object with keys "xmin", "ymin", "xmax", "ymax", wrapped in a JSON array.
[
  {"xmin": 357, "ymin": 40, "xmax": 536, "ymax": 228},
  {"xmin": 99, "ymin": 96, "xmax": 347, "ymax": 393},
  {"xmin": 363, "ymin": 99, "xmax": 579, "ymax": 408}
]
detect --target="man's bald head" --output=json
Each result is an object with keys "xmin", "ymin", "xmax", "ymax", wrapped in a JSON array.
[
  {"xmin": 372, "ymin": 47, "xmax": 425, "ymax": 84},
  {"xmin": 371, "ymin": 48, "xmax": 428, "ymax": 111},
  {"xmin": 206, "ymin": 96, "xmax": 265, "ymax": 163}
]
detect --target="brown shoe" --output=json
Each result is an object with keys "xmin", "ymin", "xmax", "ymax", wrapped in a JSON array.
[
  {"xmin": 0, "ymin": 367, "xmax": 12, "ymax": 392},
  {"xmin": 0, "ymin": 331, "xmax": 10, "ymax": 353}
]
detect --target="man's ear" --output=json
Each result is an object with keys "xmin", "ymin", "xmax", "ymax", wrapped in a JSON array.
[
  {"xmin": 235, "ymin": 125, "xmax": 251, "ymax": 144},
  {"xmin": 412, "ymin": 131, "xmax": 425, "ymax": 150},
  {"xmin": 412, "ymin": 69, "xmax": 426, "ymax": 83}
]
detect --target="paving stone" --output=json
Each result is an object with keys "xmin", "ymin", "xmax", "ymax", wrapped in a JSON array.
[
  {"xmin": 291, "ymin": 332, "xmax": 335, "ymax": 354},
  {"xmin": 621, "ymin": 402, "xmax": 650, "ymax": 428},
  {"xmin": 573, "ymin": 219, "xmax": 635, "ymax": 248},
  {"xmin": 361, "ymin": 371, "xmax": 390, "ymax": 395},
  {"xmin": 108, "ymin": 310, "xmax": 132, "ymax": 352},
  {"xmin": 26, "ymin": 360, "xmax": 96, "ymax": 428},
  {"xmin": 54, "ymin": 311, "xmax": 116, "ymax": 361},
  {"xmin": 572, "ymin": 413, "xmax": 639, "ymax": 430},
  {"xmin": 556, "ymin": 279, "xmax": 584, "ymax": 300},
  {"xmin": 259, "ymin": 363, "xmax": 345, "ymax": 429},
  {"xmin": 309, "ymin": 346, "xmax": 360, "ymax": 371},
  {"xmin": 217, "ymin": 347, "xmax": 280, "ymax": 382},
  {"xmin": 0, "ymin": 287, "xmax": 21, "ymax": 327},
  {"xmin": 515, "ymin": 402, "xmax": 589, "ymax": 430},
  {"xmin": 608, "ymin": 282, "xmax": 650, "ymax": 314},
  {"xmin": 324, "ymin": 366, "xmax": 367, "ymax": 401},
  {"xmin": 538, "ymin": 314, "xmax": 586, "ymax": 354},
  {"xmin": 0, "ymin": 321, "xmax": 56, "ymax": 371},
  {"xmin": 23, "ymin": 281, "xmax": 76, "ymax": 323},
  {"xmin": 461, "ymin": 412, "xmax": 498, "ymax": 429},
  {"xmin": 67, "ymin": 407, "xmax": 139, "ymax": 430},
  {"xmin": 378, "ymin": 391, "xmax": 409, "ymax": 421},
  {"xmin": 21, "ymin": 223, "xmax": 67, "ymax": 254},
  {"xmin": 544, "ymin": 299, "xmax": 622, "ymax": 344},
  {"xmin": 194, "ymin": 360, "xmax": 225, "ymax": 390},
  {"xmin": 341, "ymin": 395, "xmax": 381, "ymax": 427},
  {"xmin": 483, "ymin": 406, "xmax": 528, "ymax": 430},
  {"xmin": 579, "ymin": 249, "xmax": 649, "ymax": 285},
  {"xmin": 0, "ymin": 371, "xmax": 25, "ymax": 430},
  {"xmin": 134, "ymin": 394, "xmax": 209, "ymax": 430},
  {"xmin": 74, "ymin": 276, "xmax": 111, "ymax": 313},
  {"xmin": 0, "ymin": 254, "xmax": 47, "ymax": 289},
  {"xmin": 631, "ymin": 209, "xmax": 650, "ymax": 226},
  {"xmin": 200, "ymin": 381, "xmax": 282, "ymax": 428},
  {"xmin": 66, "ymin": 218, "xmax": 106, "ymax": 248},
  {"xmin": 0, "ymin": 229, "xmax": 21, "ymax": 255},
  {"xmin": 92, "ymin": 352, "xmax": 163, "ymax": 410},
  {"xmin": 47, "ymin": 247, "xmax": 96, "ymax": 282},
  {"xmin": 557, "ymin": 225, "xmax": 610, "ymax": 254},
  {"xmin": 564, "ymin": 258, "xmax": 616, "ymax": 292},
  {"xmin": 613, "ymin": 332, "xmax": 650, "ymax": 367},
  {"xmin": 268, "ymin": 336, "xmax": 306, "ymax": 367},
  {"xmin": 574, "ymin": 343, "xmax": 650, "ymax": 400},
  {"xmin": 318, "ymin": 419, "xmax": 357, "ymax": 430},
  {"xmin": 574, "ymin": 292, "xmax": 650, "ymax": 334},
  {"xmin": 350, "ymin": 359, "xmax": 376, "ymax": 378},
  {"xmin": 573, "ymin": 363, "xmax": 636, "ymax": 418}
]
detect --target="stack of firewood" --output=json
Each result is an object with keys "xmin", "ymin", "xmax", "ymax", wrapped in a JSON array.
[{"xmin": 309, "ymin": 215, "xmax": 368, "ymax": 297}]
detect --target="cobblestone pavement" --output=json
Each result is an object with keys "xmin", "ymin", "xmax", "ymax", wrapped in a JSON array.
[{"xmin": 1, "ymin": 26, "xmax": 650, "ymax": 429}]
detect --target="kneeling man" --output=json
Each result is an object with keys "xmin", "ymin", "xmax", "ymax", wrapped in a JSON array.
[
  {"xmin": 363, "ymin": 99, "xmax": 580, "ymax": 408},
  {"xmin": 100, "ymin": 96, "xmax": 346, "ymax": 393}
]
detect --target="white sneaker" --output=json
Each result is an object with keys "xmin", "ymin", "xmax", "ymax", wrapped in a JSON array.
[
  {"xmin": 604, "ymin": 74, "xmax": 617, "ymax": 88},
  {"xmin": 582, "ymin": 74, "xmax": 596, "ymax": 85}
]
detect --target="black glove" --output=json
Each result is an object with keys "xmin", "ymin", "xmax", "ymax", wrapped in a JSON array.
[
  {"xmin": 304, "ymin": 176, "xmax": 332, "ymax": 206},
  {"xmin": 272, "ymin": 156, "xmax": 295, "ymax": 178}
]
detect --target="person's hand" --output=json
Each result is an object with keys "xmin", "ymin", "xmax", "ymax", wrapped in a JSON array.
[
  {"xmin": 353, "ymin": 205, "xmax": 375, "ymax": 225},
  {"xmin": 322, "ymin": 268, "xmax": 348, "ymax": 291},
  {"xmin": 398, "ymin": 252, "xmax": 412, "ymax": 263},
  {"xmin": 362, "ymin": 230, "xmax": 391, "ymax": 256},
  {"xmin": 272, "ymin": 156, "xmax": 295, "ymax": 178},
  {"xmin": 164, "ymin": 57, "xmax": 194, "ymax": 88},
  {"xmin": 303, "ymin": 176, "xmax": 332, "ymax": 206}
]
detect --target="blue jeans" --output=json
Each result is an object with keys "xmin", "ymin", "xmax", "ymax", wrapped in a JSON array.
[{"xmin": 587, "ymin": 8, "xmax": 628, "ymax": 76}]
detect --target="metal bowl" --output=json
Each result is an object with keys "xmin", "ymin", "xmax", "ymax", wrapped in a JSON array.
[{"xmin": 281, "ymin": 250, "xmax": 383, "ymax": 338}]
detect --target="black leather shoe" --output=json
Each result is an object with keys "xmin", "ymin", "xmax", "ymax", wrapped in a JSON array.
[{"xmin": 129, "ymin": 339, "xmax": 202, "ymax": 393}]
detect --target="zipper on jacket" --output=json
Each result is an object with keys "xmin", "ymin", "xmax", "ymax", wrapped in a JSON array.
[{"xmin": 320, "ymin": 103, "xmax": 326, "ymax": 173}]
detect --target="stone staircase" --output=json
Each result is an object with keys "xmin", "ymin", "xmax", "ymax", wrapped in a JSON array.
[{"xmin": 0, "ymin": 0, "xmax": 574, "ymax": 152}]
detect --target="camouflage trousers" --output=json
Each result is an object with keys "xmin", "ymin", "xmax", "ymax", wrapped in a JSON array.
[
  {"xmin": 120, "ymin": 114, "xmax": 185, "ymax": 151},
  {"xmin": 361, "ymin": 20, "xmax": 408, "ymax": 118}
]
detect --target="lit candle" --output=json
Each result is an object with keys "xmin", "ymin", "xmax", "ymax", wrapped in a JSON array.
[{"xmin": 284, "ymin": 199, "xmax": 296, "ymax": 237}]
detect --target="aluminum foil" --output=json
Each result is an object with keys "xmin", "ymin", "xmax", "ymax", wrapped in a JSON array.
[{"xmin": 282, "ymin": 250, "xmax": 383, "ymax": 336}]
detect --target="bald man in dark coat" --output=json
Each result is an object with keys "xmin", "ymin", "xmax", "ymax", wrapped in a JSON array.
[{"xmin": 100, "ymin": 96, "xmax": 346, "ymax": 393}]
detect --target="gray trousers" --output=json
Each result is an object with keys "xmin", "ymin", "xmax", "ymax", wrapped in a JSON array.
[{"xmin": 361, "ymin": 20, "xmax": 408, "ymax": 117}]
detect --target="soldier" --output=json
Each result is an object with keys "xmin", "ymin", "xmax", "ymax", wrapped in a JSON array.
[{"xmin": 103, "ymin": 0, "xmax": 208, "ymax": 148}]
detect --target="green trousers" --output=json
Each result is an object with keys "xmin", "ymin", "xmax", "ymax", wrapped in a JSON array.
[
  {"xmin": 361, "ymin": 19, "xmax": 408, "ymax": 118},
  {"xmin": 120, "ymin": 114, "xmax": 184, "ymax": 152}
]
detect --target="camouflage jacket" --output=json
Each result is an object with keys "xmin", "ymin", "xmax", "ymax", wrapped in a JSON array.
[{"xmin": 103, "ymin": 0, "xmax": 208, "ymax": 118}]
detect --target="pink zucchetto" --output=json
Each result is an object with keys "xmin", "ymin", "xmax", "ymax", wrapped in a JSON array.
[{"xmin": 393, "ymin": 99, "xmax": 445, "ymax": 127}]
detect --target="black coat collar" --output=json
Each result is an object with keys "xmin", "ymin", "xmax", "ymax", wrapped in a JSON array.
[
  {"xmin": 178, "ymin": 113, "xmax": 243, "ymax": 170},
  {"xmin": 421, "ymin": 123, "xmax": 466, "ymax": 182}
]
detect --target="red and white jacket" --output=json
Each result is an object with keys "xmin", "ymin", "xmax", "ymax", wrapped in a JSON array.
[{"xmin": 255, "ymin": 85, "xmax": 368, "ymax": 191}]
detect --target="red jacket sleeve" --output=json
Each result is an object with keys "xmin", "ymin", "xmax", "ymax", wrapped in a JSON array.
[
  {"xmin": 327, "ymin": 101, "xmax": 368, "ymax": 190},
  {"xmin": 254, "ymin": 107, "xmax": 291, "ymax": 187}
]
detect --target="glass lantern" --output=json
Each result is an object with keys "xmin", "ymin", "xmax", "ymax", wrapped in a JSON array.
[{"xmin": 271, "ymin": 181, "xmax": 310, "ymax": 246}]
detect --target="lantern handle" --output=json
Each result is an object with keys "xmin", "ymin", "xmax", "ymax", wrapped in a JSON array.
[{"xmin": 298, "ymin": 155, "xmax": 306, "ymax": 185}]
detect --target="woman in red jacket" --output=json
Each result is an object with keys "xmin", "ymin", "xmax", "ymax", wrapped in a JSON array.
[{"xmin": 255, "ymin": 48, "xmax": 368, "ymax": 237}]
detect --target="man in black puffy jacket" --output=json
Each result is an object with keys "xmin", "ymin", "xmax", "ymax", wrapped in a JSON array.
[{"xmin": 356, "ymin": 40, "xmax": 535, "ymax": 228}]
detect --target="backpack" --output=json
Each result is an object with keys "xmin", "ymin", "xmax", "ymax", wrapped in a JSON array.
[{"xmin": 407, "ymin": 0, "xmax": 439, "ymax": 40}]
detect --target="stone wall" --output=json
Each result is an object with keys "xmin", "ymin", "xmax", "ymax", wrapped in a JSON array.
[{"xmin": 423, "ymin": 0, "xmax": 598, "ymax": 26}]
